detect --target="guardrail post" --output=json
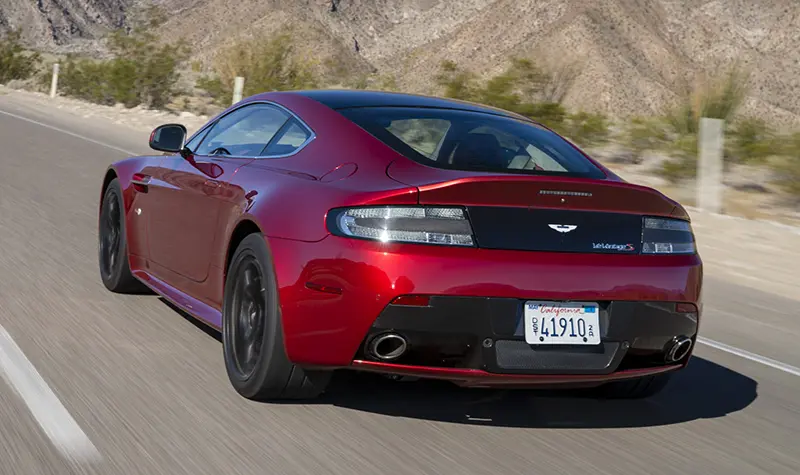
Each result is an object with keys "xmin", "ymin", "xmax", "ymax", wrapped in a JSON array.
[
  {"xmin": 49, "ymin": 63, "xmax": 59, "ymax": 99},
  {"xmin": 232, "ymin": 76, "xmax": 245, "ymax": 105},
  {"xmin": 697, "ymin": 117, "xmax": 724, "ymax": 214}
]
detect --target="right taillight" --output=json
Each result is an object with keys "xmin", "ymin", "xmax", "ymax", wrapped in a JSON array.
[{"xmin": 641, "ymin": 217, "xmax": 696, "ymax": 254}]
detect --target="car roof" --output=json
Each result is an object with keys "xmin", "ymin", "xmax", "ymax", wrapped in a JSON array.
[{"xmin": 286, "ymin": 89, "xmax": 530, "ymax": 121}]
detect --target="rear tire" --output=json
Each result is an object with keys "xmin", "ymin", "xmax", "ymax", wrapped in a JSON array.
[
  {"xmin": 594, "ymin": 373, "xmax": 672, "ymax": 399},
  {"xmin": 98, "ymin": 178, "xmax": 147, "ymax": 294},
  {"xmin": 222, "ymin": 233, "xmax": 331, "ymax": 401}
]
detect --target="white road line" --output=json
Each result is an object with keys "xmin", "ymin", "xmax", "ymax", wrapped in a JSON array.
[
  {"xmin": 697, "ymin": 336, "xmax": 800, "ymax": 377},
  {"xmin": 0, "ymin": 108, "xmax": 137, "ymax": 156},
  {"xmin": 0, "ymin": 326, "xmax": 102, "ymax": 464}
]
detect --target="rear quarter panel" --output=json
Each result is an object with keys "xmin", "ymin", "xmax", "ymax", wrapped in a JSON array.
[{"xmin": 216, "ymin": 92, "xmax": 424, "ymax": 248}]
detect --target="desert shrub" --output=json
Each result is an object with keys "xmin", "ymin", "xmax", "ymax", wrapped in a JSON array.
[
  {"xmin": 660, "ymin": 134, "xmax": 698, "ymax": 184},
  {"xmin": 772, "ymin": 132, "xmax": 800, "ymax": 200},
  {"xmin": 516, "ymin": 102, "xmax": 569, "ymax": 131},
  {"xmin": 477, "ymin": 73, "xmax": 520, "ymax": 111},
  {"xmin": 374, "ymin": 73, "xmax": 399, "ymax": 92},
  {"xmin": 499, "ymin": 58, "xmax": 548, "ymax": 103},
  {"xmin": 622, "ymin": 116, "xmax": 668, "ymax": 164},
  {"xmin": 665, "ymin": 63, "xmax": 750, "ymax": 135},
  {"xmin": 198, "ymin": 29, "xmax": 318, "ymax": 104},
  {"xmin": 773, "ymin": 157, "xmax": 800, "ymax": 200},
  {"xmin": 435, "ymin": 59, "xmax": 573, "ymax": 131},
  {"xmin": 725, "ymin": 117, "xmax": 779, "ymax": 165},
  {"xmin": 562, "ymin": 111, "xmax": 611, "ymax": 148},
  {"xmin": 537, "ymin": 57, "xmax": 582, "ymax": 104},
  {"xmin": 59, "ymin": 6, "xmax": 188, "ymax": 108},
  {"xmin": 344, "ymin": 73, "xmax": 370, "ymax": 90},
  {"xmin": 343, "ymin": 72, "xmax": 399, "ymax": 91},
  {"xmin": 60, "ymin": 55, "xmax": 138, "ymax": 106},
  {"xmin": 434, "ymin": 60, "xmax": 479, "ymax": 102},
  {"xmin": 0, "ymin": 29, "xmax": 41, "ymax": 84},
  {"xmin": 659, "ymin": 63, "xmax": 751, "ymax": 182}
]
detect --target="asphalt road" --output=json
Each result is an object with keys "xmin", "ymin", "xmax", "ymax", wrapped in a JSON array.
[{"xmin": 1, "ymin": 94, "xmax": 799, "ymax": 475}]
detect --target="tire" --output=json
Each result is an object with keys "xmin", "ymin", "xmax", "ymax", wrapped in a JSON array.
[
  {"xmin": 594, "ymin": 373, "xmax": 672, "ymax": 399},
  {"xmin": 222, "ymin": 233, "xmax": 331, "ymax": 401},
  {"xmin": 98, "ymin": 178, "xmax": 146, "ymax": 294}
]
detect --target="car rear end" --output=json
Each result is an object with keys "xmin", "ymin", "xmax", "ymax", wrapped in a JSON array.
[
  {"xmin": 279, "ymin": 102, "xmax": 702, "ymax": 389},
  {"xmin": 323, "ymin": 192, "xmax": 701, "ymax": 388}
]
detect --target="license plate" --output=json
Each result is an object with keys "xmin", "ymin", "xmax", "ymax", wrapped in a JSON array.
[{"xmin": 524, "ymin": 301, "xmax": 601, "ymax": 345}]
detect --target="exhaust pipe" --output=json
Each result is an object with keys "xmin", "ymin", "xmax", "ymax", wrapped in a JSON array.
[
  {"xmin": 368, "ymin": 333, "xmax": 408, "ymax": 361},
  {"xmin": 665, "ymin": 336, "xmax": 693, "ymax": 363}
]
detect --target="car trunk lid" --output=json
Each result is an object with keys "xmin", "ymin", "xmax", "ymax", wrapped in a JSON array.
[{"xmin": 386, "ymin": 159, "xmax": 687, "ymax": 254}]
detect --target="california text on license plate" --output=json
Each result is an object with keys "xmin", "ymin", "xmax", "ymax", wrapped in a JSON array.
[{"xmin": 524, "ymin": 301, "xmax": 601, "ymax": 345}]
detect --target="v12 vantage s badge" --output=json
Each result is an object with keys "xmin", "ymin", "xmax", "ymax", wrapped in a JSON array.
[{"xmin": 592, "ymin": 243, "xmax": 636, "ymax": 252}]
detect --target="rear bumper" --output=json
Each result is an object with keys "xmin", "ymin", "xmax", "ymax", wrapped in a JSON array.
[
  {"xmin": 348, "ymin": 296, "xmax": 698, "ymax": 386},
  {"xmin": 350, "ymin": 361, "xmax": 684, "ymax": 388},
  {"xmin": 269, "ymin": 235, "xmax": 703, "ymax": 371}
]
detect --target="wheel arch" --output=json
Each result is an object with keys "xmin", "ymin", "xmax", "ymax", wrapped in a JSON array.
[
  {"xmin": 100, "ymin": 167, "xmax": 118, "ymax": 210},
  {"xmin": 224, "ymin": 218, "xmax": 264, "ymax": 280}
]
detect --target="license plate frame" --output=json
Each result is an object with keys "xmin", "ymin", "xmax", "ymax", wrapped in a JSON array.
[{"xmin": 523, "ymin": 301, "xmax": 601, "ymax": 345}]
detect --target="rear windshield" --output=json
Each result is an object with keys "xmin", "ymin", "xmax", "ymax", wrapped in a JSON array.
[{"xmin": 337, "ymin": 106, "xmax": 606, "ymax": 178}]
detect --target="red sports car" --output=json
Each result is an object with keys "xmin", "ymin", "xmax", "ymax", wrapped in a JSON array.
[{"xmin": 98, "ymin": 90, "xmax": 702, "ymax": 401}]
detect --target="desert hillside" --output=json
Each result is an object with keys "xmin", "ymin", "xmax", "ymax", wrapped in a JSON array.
[
  {"xmin": 0, "ymin": 0, "xmax": 132, "ymax": 52},
  {"xmin": 2, "ymin": 0, "xmax": 799, "ymax": 126}
]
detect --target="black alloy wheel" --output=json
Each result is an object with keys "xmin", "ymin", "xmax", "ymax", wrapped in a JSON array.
[
  {"xmin": 99, "ymin": 187, "xmax": 122, "ymax": 280},
  {"xmin": 227, "ymin": 254, "xmax": 267, "ymax": 379},
  {"xmin": 98, "ymin": 178, "xmax": 144, "ymax": 293},
  {"xmin": 222, "ymin": 233, "xmax": 331, "ymax": 401}
]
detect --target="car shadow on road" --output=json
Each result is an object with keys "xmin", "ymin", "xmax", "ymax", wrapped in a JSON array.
[
  {"xmin": 317, "ymin": 357, "xmax": 757, "ymax": 429},
  {"xmin": 156, "ymin": 298, "xmax": 757, "ymax": 429}
]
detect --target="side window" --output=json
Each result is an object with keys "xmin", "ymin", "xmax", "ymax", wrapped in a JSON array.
[
  {"xmin": 385, "ymin": 119, "xmax": 450, "ymax": 160},
  {"xmin": 261, "ymin": 120, "xmax": 312, "ymax": 156},
  {"xmin": 195, "ymin": 104, "xmax": 289, "ymax": 157}
]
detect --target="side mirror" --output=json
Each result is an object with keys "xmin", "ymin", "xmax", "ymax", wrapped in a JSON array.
[{"xmin": 149, "ymin": 124, "xmax": 187, "ymax": 153}]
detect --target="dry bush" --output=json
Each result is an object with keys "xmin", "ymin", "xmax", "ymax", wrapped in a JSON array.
[
  {"xmin": 622, "ymin": 116, "xmax": 669, "ymax": 164},
  {"xmin": 434, "ymin": 60, "xmax": 479, "ymax": 102},
  {"xmin": 772, "ymin": 132, "xmax": 800, "ymax": 201},
  {"xmin": 562, "ymin": 111, "xmax": 612, "ymax": 148},
  {"xmin": 0, "ymin": 29, "xmax": 41, "ymax": 84},
  {"xmin": 666, "ymin": 63, "xmax": 750, "ymax": 135},
  {"xmin": 660, "ymin": 63, "xmax": 751, "ymax": 181},
  {"xmin": 58, "ymin": 6, "xmax": 189, "ymax": 108},
  {"xmin": 537, "ymin": 56, "xmax": 583, "ymax": 104},
  {"xmin": 725, "ymin": 117, "xmax": 780, "ymax": 165},
  {"xmin": 197, "ymin": 29, "xmax": 318, "ymax": 104}
]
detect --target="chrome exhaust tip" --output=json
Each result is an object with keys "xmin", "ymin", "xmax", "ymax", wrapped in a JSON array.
[
  {"xmin": 368, "ymin": 333, "xmax": 408, "ymax": 361},
  {"xmin": 665, "ymin": 336, "xmax": 693, "ymax": 363}
]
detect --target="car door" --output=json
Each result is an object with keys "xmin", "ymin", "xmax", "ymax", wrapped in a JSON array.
[{"xmin": 147, "ymin": 102, "xmax": 293, "ymax": 283}]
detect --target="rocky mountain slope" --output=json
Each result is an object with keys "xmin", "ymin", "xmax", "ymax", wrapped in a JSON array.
[
  {"xmin": 2, "ymin": 0, "xmax": 799, "ymax": 127},
  {"xmin": 0, "ymin": 0, "xmax": 132, "ymax": 52}
]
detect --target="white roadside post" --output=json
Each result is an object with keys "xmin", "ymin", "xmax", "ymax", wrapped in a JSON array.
[
  {"xmin": 232, "ymin": 76, "xmax": 245, "ymax": 105},
  {"xmin": 49, "ymin": 63, "xmax": 59, "ymax": 99},
  {"xmin": 697, "ymin": 117, "xmax": 725, "ymax": 214}
]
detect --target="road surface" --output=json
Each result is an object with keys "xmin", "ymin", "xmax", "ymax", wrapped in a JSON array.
[{"xmin": 0, "ymin": 93, "xmax": 799, "ymax": 475}]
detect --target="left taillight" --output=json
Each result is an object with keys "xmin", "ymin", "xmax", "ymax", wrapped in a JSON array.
[
  {"xmin": 641, "ymin": 217, "xmax": 696, "ymax": 254},
  {"xmin": 327, "ymin": 206, "xmax": 475, "ymax": 247}
]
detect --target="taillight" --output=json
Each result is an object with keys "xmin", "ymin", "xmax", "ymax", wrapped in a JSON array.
[
  {"xmin": 390, "ymin": 295, "xmax": 431, "ymax": 307},
  {"xmin": 327, "ymin": 206, "xmax": 475, "ymax": 247},
  {"xmin": 641, "ymin": 217, "xmax": 696, "ymax": 254}
]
